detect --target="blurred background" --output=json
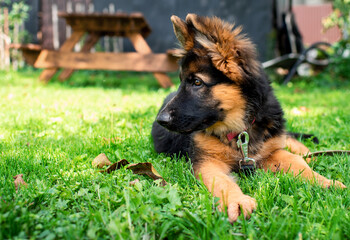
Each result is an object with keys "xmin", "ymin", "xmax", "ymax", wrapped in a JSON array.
[{"xmin": 0, "ymin": 0, "xmax": 348, "ymax": 78}]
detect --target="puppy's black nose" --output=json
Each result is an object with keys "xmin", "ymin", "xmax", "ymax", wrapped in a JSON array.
[{"xmin": 157, "ymin": 111, "xmax": 172, "ymax": 126}]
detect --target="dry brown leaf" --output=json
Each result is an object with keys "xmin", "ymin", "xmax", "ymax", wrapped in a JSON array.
[
  {"xmin": 127, "ymin": 163, "xmax": 167, "ymax": 186},
  {"xmin": 13, "ymin": 174, "xmax": 28, "ymax": 192},
  {"xmin": 293, "ymin": 88, "xmax": 305, "ymax": 94},
  {"xmin": 100, "ymin": 159, "xmax": 130, "ymax": 173},
  {"xmin": 99, "ymin": 159, "xmax": 167, "ymax": 186},
  {"xmin": 102, "ymin": 137, "xmax": 121, "ymax": 144},
  {"xmin": 92, "ymin": 153, "xmax": 112, "ymax": 168},
  {"xmin": 299, "ymin": 106, "xmax": 309, "ymax": 112},
  {"xmin": 129, "ymin": 179, "xmax": 140, "ymax": 186}
]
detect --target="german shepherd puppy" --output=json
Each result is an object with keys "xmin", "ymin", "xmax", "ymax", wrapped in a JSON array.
[{"xmin": 151, "ymin": 14, "xmax": 345, "ymax": 222}]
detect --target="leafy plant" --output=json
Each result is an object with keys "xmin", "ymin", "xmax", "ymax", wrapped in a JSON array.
[
  {"xmin": 322, "ymin": 0, "xmax": 350, "ymax": 79},
  {"xmin": 0, "ymin": 0, "xmax": 30, "ymax": 42},
  {"xmin": 0, "ymin": 70, "xmax": 349, "ymax": 239},
  {"xmin": 323, "ymin": 0, "xmax": 350, "ymax": 40}
]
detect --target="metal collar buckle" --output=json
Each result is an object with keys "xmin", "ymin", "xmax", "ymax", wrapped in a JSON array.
[{"xmin": 237, "ymin": 131, "xmax": 256, "ymax": 173}]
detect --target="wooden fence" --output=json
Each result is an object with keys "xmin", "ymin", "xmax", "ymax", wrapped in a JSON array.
[
  {"xmin": 0, "ymin": 8, "xmax": 10, "ymax": 69},
  {"xmin": 1, "ymin": 1, "xmax": 124, "ymax": 69},
  {"xmin": 41, "ymin": 0, "xmax": 123, "ymax": 52}
]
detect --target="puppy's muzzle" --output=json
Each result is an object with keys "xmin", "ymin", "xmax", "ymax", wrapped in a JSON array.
[{"xmin": 156, "ymin": 111, "xmax": 173, "ymax": 127}]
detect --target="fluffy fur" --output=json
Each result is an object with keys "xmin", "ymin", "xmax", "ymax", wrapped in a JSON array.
[{"xmin": 152, "ymin": 14, "xmax": 345, "ymax": 223}]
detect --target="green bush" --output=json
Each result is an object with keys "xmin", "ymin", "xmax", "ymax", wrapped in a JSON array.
[
  {"xmin": 0, "ymin": 0, "xmax": 30, "ymax": 42},
  {"xmin": 323, "ymin": 0, "xmax": 350, "ymax": 78}
]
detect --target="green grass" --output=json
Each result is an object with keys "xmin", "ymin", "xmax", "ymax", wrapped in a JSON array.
[{"xmin": 0, "ymin": 68, "xmax": 349, "ymax": 239}]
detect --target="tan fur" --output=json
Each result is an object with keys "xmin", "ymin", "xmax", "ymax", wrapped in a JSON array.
[
  {"xmin": 170, "ymin": 15, "xmax": 194, "ymax": 51},
  {"xmin": 262, "ymin": 149, "xmax": 346, "ymax": 188},
  {"xmin": 169, "ymin": 13, "xmax": 346, "ymax": 224},
  {"xmin": 206, "ymin": 84, "xmax": 246, "ymax": 135},
  {"xmin": 171, "ymin": 14, "xmax": 260, "ymax": 81},
  {"xmin": 193, "ymin": 133, "xmax": 239, "ymax": 166},
  {"xmin": 193, "ymin": 133, "xmax": 257, "ymax": 222},
  {"xmin": 286, "ymin": 136, "xmax": 314, "ymax": 163},
  {"xmin": 286, "ymin": 136, "xmax": 310, "ymax": 155},
  {"xmin": 195, "ymin": 73, "xmax": 212, "ymax": 84},
  {"xmin": 188, "ymin": 13, "xmax": 260, "ymax": 78},
  {"xmin": 257, "ymin": 134, "xmax": 287, "ymax": 160},
  {"xmin": 187, "ymin": 61, "xmax": 203, "ymax": 75},
  {"xmin": 255, "ymin": 135, "xmax": 339, "ymax": 188}
]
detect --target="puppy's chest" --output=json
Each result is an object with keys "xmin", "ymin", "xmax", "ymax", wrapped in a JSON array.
[
  {"xmin": 192, "ymin": 133, "xmax": 264, "ymax": 169},
  {"xmin": 220, "ymin": 135, "xmax": 263, "ymax": 161}
]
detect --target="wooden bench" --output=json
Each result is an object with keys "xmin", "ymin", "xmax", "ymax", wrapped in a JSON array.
[
  {"xmin": 33, "ymin": 12, "xmax": 178, "ymax": 88},
  {"xmin": 9, "ymin": 43, "xmax": 41, "ymax": 66}
]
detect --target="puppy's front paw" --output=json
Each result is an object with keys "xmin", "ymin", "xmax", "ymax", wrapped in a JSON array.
[
  {"xmin": 322, "ymin": 179, "xmax": 346, "ymax": 189},
  {"xmin": 220, "ymin": 194, "xmax": 257, "ymax": 223}
]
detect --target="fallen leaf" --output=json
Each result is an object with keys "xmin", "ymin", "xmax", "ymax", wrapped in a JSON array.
[
  {"xmin": 99, "ymin": 159, "xmax": 167, "ymax": 186},
  {"xmin": 13, "ymin": 174, "xmax": 28, "ymax": 192},
  {"xmin": 129, "ymin": 179, "xmax": 140, "ymax": 186},
  {"xmin": 298, "ymin": 232, "xmax": 303, "ymax": 240},
  {"xmin": 127, "ymin": 163, "xmax": 168, "ymax": 186},
  {"xmin": 299, "ymin": 106, "xmax": 309, "ymax": 112},
  {"xmin": 102, "ymin": 137, "xmax": 121, "ymax": 144},
  {"xmin": 293, "ymin": 88, "xmax": 305, "ymax": 94},
  {"xmin": 100, "ymin": 159, "xmax": 130, "ymax": 173},
  {"xmin": 92, "ymin": 153, "xmax": 112, "ymax": 168}
]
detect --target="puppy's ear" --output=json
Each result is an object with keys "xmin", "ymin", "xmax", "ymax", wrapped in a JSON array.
[
  {"xmin": 185, "ymin": 14, "xmax": 260, "ymax": 80},
  {"xmin": 171, "ymin": 15, "xmax": 194, "ymax": 51}
]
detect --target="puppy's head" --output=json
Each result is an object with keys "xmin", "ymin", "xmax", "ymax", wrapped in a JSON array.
[{"xmin": 157, "ymin": 14, "xmax": 261, "ymax": 135}]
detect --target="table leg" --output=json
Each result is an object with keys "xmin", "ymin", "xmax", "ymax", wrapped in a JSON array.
[
  {"xmin": 58, "ymin": 33, "xmax": 101, "ymax": 81},
  {"xmin": 39, "ymin": 31, "xmax": 85, "ymax": 82},
  {"xmin": 127, "ymin": 33, "xmax": 174, "ymax": 88}
]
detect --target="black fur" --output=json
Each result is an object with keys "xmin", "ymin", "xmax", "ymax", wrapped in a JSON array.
[
  {"xmin": 151, "ymin": 15, "xmax": 317, "ymax": 164},
  {"xmin": 151, "ymin": 92, "xmax": 191, "ymax": 157},
  {"xmin": 151, "ymin": 49, "xmax": 285, "ymax": 160}
]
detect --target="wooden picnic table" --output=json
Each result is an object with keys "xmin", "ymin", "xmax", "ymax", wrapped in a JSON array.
[{"xmin": 34, "ymin": 12, "xmax": 177, "ymax": 88}]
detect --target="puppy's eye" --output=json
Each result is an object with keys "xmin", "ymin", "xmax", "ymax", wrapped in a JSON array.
[{"xmin": 193, "ymin": 79, "xmax": 202, "ymax": 86}]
